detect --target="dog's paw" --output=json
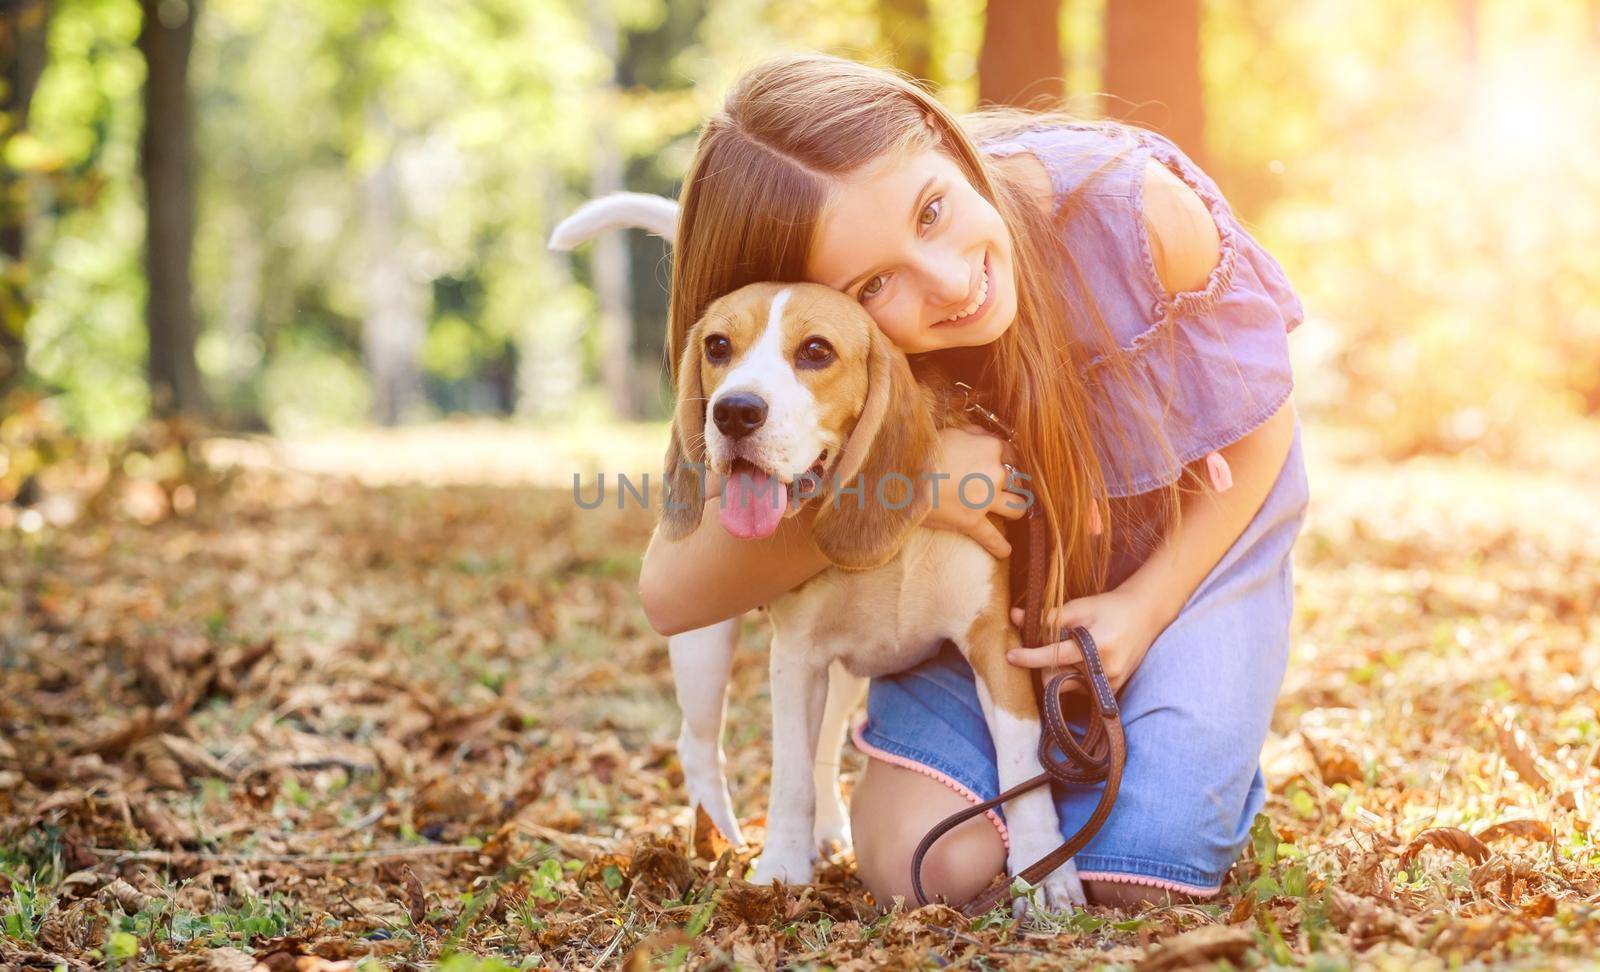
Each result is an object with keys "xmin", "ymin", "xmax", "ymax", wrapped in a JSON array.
[
  {"xmin": 690, "ymin": 792, "xmax": 746, "ymax": 850},
  {"xmin": 1006, "ymin": 847, "xmax": 1086, "ymax": 916},
  {"xmin": 1039, "ymin": 863, "xmax": 1087, "ymax": 912},
  {"xmin": 812, "ymin": 809, "xmax": 853, "ymax": 857},
  {"xmin": 749, "ymin": 849, "xmax": 815, "ymax": 886},
  {"xmin": 1008, "ymin": 875, "xmax": 1085, "ymax": 918},
  {"xmin": 682, "ymin": 773, "xmax": 746, "ymax": 849}
]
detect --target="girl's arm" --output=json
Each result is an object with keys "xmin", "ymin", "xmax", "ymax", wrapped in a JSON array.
[
  {"xmin": 1120, "ymin": 396, "xmax": 1297, "ymax": 628},
  {"xmin": 639, "ymin": 493, "xmax": 830, "ymax": 636},
  {"xmin": 1119, "ymin": 159, "xmax": 1299, "ymax": 626},
  {"xmin": 1007, "ymin": 398, "xmax": 1297, "ymax": 687}
]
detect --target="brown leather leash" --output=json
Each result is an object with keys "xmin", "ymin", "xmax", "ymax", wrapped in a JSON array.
[{"xmin": 909, "ymin": 386, "xmax": 1128, "ymax": 917}]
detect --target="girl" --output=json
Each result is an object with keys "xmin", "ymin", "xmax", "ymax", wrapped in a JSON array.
[{"xmin": 639, "ymin": 53, "xmax": 1308, "ymax": 910}]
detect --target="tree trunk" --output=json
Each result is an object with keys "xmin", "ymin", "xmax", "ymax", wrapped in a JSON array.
[
  {"xmin": 520, "ymin": 176, "xmax": 583, "ymax": 420},
  {"xmin": 1103, "ymin": 0, "xmax": 1207, "ymax": 168},
  {"xmin": 138, "ymin": 0, "xmax": 209, "ymax": 417},
  {"xmin": 0, "ymin": 0, "xmax": 50, "ymax": 392},
  {"xmin": 877, "ymin": 0, "xmax": 933, "ymax": 86},
  {"xmin": 217, "ymin": 204, "xmax": 265, "ymax": 428},
  {"xmin": 588, "ymin": 0, "xmax": 637, "ymax": 419},
  {"xmin": 978, "ymin": 0, "xmax": 1063, "ymax": 108},
  {"xmin": 360, "ymin": 101, "xmax": 425, "ymax": 427}
]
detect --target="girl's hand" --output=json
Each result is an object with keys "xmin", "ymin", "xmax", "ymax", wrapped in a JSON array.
[
  {"xmin": 921, "ymin": 426, "xmax": 1030, "ymax": 559},
  {"xmin": 1005, "ymin": 588, "xmax": 1167, "ymax": 692}
]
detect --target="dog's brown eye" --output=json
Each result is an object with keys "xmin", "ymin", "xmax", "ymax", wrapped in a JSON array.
[
  {"xmin": 796, "ymin": 337, "xmax": 835, "ymax": 368},
  {"xmin": 703, "ymin": 334, "xmax": 732, "ymax": 364}
]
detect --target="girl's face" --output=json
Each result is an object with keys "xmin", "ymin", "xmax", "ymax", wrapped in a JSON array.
[{"xmin": 805, "ymin": 146, "xmax": 1018, "ymax": 354}]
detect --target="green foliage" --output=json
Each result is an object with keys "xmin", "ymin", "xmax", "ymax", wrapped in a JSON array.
[
  {"xmin": 434, "ymin": 955, "xmax": 528, "ymax": 972},
  {"xmin": 10, "ymin": 0, "xmax": 1597, "ymax": 454},
  {"xmin": 684, "ymin": 896, "xmax": 716, "ymax": 936},
  {"xmin": 21, "ymin": 0, "xmax": 148, "ymax": 437},
  {"xmin": 104, "ymin": 929, "xmax": 139, "ymax": 962},
  {"xmin": 2, "ymin": 881, "xmax": 56, "ymax": 943},
  {"xmin": 158, "ymin": 893, "xmax": 300, "ymax": 949},
  {"xmin": 256, "ymin": 331, "xmax": 372, "ymax": 435}
]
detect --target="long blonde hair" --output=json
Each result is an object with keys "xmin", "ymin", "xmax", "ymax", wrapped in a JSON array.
[{"xmin": 667, "ymin": 53, "xmax": 1181, "ymax": 607}]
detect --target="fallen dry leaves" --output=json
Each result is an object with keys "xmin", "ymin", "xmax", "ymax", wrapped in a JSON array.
[{"xmin": 2, "ymin": 420, "xmax": 1599, "ymax": 968}]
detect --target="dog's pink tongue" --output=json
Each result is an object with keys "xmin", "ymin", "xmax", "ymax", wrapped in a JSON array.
[{"xmin": 720, "ymin": 467, "xmax": 788, "ymax": 539}]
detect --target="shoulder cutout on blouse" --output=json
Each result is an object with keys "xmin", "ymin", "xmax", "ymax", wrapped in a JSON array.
[{"xmin": 1140, "ymin": 158, "xmax": 1221, "ymax": 295}]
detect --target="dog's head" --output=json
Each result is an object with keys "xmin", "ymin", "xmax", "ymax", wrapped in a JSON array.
[{"xmin": 661, "ymin": 282, "xmax": 937, "ymax": 570}]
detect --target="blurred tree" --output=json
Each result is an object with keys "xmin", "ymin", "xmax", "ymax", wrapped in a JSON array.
[
  {"xmin": 138, "ymin": 0, "xmax": 208, "ymax": 416},
  {"xmin": 15, "ymin": 0, "xmax": 147, "ymax": 436},
  {"xmin": 588, "ymin": 0, "xmax": 637, "ymax": 420},
  {"xmin": 977, "ymin": 0, "xmax": 1062, "ymax": 107},
  {"xmin": 360, "ymin": 98, "xmax": 424, "ymax": 427},
  {"xmin": 877, "ymin": 0, "xmax": 933, "ymax": 84},
  {"xmin": 0, "ymin": 0, "xmax": 51, "ymax": 394},
  {"xmin": 616, "ymin": 0, "xmax": 706, "ymax": 412},
  {"xmin": 13, "ymin": 0, "xmax": 1588, "ymax": 460},
  {"xmin": 521, "ymin": 173, "xmax": 584, "ymax": 422},
  {"xmin": 1104, "ymin": 0, "xmax": 1206, "ymax": 168}
]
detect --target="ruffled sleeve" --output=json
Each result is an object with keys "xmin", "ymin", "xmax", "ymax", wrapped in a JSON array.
[{"xmin": 1079, "ymin": 130, "xmax": 1303, "ymax": 498}]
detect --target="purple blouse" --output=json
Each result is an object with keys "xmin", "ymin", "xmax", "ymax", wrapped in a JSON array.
[{"xmin": 981, "ymin": 124, "xmax": 1303, "ymax": 499}]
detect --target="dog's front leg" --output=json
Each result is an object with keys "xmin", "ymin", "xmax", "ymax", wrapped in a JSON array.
[
  {"xmin": 669, "ymin": 617, "xmax": 746, "ymax": 847},
  {"xmin": 750, "ymin": 638, "xmax": 828, "ymax": 885},
  {"xmin": 967, "ymin": 639, "xmax": 1087, "ymax": 913},
  {"xmin": 812, "ymin": 662, "xmax": 867, "ymax": 856}
]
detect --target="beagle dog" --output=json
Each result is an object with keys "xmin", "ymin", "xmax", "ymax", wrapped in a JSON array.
[{"xmin": 552, "ymin": 195, "xmax": 1084, "ymax": 911}]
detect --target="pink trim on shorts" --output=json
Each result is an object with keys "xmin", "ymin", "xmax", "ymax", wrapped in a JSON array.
[
  {"xmin": 851, "ymin": 720, "xmax": 1010, "ymax": 850},
  {"xmin": 1075, "ymin": 870, "xmax": 1221, "ymax": 898}
]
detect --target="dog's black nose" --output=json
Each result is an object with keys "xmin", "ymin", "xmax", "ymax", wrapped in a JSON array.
[{"xmin": 712, "ymin": 392, "xmax": 768, "ymax": 439}]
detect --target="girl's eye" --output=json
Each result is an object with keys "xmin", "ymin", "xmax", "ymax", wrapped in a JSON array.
[
  {"xmin": 704, "ymin": 334, "xmax": 731, "ymax": 363},
  {"xmin": 858, "ymin": 197, "xmax": 942, "ymax": 303},
  {"xmin": 796, "ymin": 336, "xmax": 835, "ymax": 368}
]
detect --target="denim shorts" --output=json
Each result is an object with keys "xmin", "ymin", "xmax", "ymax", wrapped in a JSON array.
[{"xmin": 852, "ymin": 424, "xmax": 1310, "ymax": 895}]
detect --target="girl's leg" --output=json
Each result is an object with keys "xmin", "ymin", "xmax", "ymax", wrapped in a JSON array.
[
  {"xmin": 849, "ymin": 757, "xmax": 1005, "ymax": 906},
  {"xmin": 851, "ymin": 758, "xmax": 1201, "ymax": 909}
]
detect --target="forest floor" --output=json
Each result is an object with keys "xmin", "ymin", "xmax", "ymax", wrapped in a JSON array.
[{"xmin": 3, "ymin": 417, "xmax": 1600, "ymax": 970}]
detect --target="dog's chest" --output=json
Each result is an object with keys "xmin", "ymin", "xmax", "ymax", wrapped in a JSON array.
[{"xmin": 768, "ymin": 529, "xmax": 999, "ymax": 678}]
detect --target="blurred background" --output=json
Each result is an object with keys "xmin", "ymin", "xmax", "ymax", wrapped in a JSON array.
[{"xmin": 2, "ymin": 0, "xmax": 1599, "ymax": 508}]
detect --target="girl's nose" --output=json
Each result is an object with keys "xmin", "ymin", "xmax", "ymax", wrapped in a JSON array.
[{"xmin": 918, "ymin": 250, "xmax": 972, "ymax": 311}]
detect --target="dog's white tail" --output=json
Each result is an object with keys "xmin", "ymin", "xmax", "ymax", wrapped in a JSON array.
[{"xmin": 548, "ymin": 192, "xmax": 680, "ymax": 251}]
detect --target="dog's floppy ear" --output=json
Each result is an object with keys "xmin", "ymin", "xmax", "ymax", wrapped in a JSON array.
[
  {"xmin": 812, "ymin": 326, "xmax": 937, "ymax": 570},
  {"xmin": 660, "ymin": 334, "xmax": 708, "ymax": 541}
]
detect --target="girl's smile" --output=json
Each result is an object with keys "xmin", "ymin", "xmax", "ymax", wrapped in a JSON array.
[
  {"xmin": 931, "ymin": 249, "xmax": 995, "ymax": 330},
  {"xmin": 805, "ymin": 147, "xmax": 1019, "ymax": 354}
]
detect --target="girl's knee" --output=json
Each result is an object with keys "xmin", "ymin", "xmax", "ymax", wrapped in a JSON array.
[
  {"xmin": 850, "ymin": 760, "xmax": 1006, "ymax": 908},
  {"xmin": 854, "ymin": 813, "xmax": 1006, "ymax": 908}
]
